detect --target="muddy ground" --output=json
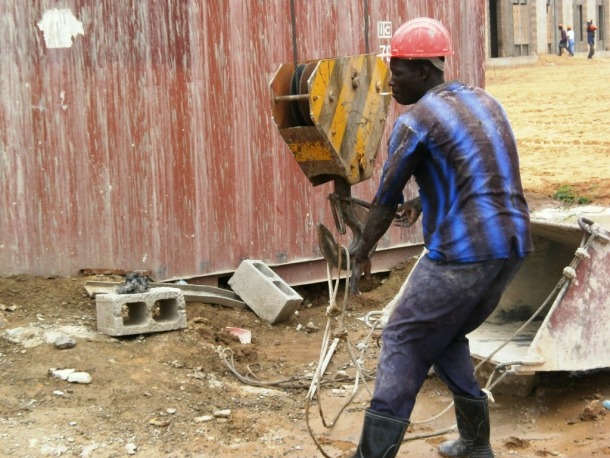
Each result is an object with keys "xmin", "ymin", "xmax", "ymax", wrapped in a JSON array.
[{"xmin": 1, "ymin": 54, "xmax": 609, "ymax": 457}]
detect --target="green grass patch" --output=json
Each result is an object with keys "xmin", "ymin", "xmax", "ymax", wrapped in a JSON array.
[{"xmin": 553, "ymin": 185, "xmax": 591, "ymax": 205}]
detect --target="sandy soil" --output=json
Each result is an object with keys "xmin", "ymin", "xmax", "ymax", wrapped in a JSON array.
[
  {"xmin": 486, "ymin": 54, "xmax": 610, "ymax": 207},
  {"xmin": 1, "ymin": 55, "xmax": 609, "ymax": 458}
]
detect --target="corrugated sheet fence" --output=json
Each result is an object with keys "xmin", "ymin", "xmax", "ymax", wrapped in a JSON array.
[{"xmin": 0, "ymin": 1, "xmax": 485, "ymax": 282}]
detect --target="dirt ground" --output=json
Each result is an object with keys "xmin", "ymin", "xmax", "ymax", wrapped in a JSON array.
[
  {"xmin": 1, "ymin": 55, "xmax": 610, "ymax": 458},
  {"xmin": 486, "ymin": 53, "xmax": 610, "ymax": 207}
]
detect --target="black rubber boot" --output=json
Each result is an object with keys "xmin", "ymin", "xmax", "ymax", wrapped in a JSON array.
[
  {"xmin": 352, "ymin": 408, "xmax": 409, "ymax": 458},
  {"xmin": 438, "ymin": 394, "xmax": 494, "ymax": 458}
]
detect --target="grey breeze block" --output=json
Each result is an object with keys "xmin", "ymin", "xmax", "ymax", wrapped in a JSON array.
[
  {"xmin": 228, "ymin": 260, "xmax": 303, "ymax": 324},
  {"xmin": 96, "ymin": 287, "xmax": 186, "ymax": 337}
]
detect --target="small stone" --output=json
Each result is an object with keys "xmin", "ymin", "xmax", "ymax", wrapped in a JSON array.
[
  {"xmin": 54, "ymin": 334, "xmax": 76, "ymax": 349},
  {"xmin": 49, "ymin": 368, "xmax": 76, "ymax": 381},
  {"xmin": 149, "ymin": 418, "xmax": 170, "ymax": 427},
  {"xmin": 305, "ymin": 322, "xmax": 319, "ymax": 332},
  {"xmin": 213, "ymin": 409, "xmax": 231, "ymax": 418},
  {"xmin": 67, "ymin": 372, "xmax": 92, "ymax": 384}
]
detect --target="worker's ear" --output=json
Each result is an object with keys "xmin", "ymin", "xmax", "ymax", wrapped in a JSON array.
[{"xmin": 417, "ymin": 63, "xmax": 431, "ymax": 80}]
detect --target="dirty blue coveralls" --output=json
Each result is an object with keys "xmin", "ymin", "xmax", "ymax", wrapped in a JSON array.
[{"xmin": 369, "ymin": 81, "xmax": 533, "ymax": 419}]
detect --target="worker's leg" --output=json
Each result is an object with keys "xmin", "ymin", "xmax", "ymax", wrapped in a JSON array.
[
  {"xmin": 351, "ymin": 409, "xmax": 409, "ymax": 458},
  {"xmin": 438, "ymin": 393, "xmax": 494, "ymax": 458},
  {"xmin": 432, "ymin": 254, "xmax": 523, "ymax": 458},
  {"xmin": 369, "ymin": 255, "xmax": 520, "ymax": 419},
  {"xmin": 432, "ymin": 253, "xmax": 523, "ymax": 394}
]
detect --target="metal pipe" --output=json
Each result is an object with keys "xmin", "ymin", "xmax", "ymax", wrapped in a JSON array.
[{"xmin": 274, "ymin": 94, "xmax": 309, "ymax": 102}]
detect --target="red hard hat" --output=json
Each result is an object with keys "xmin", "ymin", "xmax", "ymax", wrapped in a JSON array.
[{"xmin": 389, "ymin": 17, "xmax": 454, "ymax": 59}]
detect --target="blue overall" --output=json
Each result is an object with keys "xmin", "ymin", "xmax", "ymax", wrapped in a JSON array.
[
  {"xmin": 369, "ymin": 81, "xmax": 532, "ymax": 420},
  {"xmin": 370, "ymin": 253, "xmax": 523, "ymax": 419}
]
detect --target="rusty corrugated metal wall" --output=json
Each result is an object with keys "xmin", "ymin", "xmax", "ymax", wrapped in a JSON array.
[{"xmin": 0, "ymin": 1, "xmax": 485, "ymax": 282}]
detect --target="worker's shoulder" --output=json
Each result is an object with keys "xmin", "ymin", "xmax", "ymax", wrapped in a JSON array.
[{"xmin": 427, "ymin": 80, "xmax": 491, "ymax": 104}]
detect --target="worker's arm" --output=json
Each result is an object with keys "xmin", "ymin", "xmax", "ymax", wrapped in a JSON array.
[
  {"xmin": 349, "ymin": 203, "xmax": 396, "ymax": 295},
  {"xmin": 349, "ymin": 121, "xmax": 424, "ymax": 294}
]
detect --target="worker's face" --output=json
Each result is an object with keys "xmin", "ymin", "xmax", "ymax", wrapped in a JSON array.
[{"xmin": 388, "ymin": 58, "xmax": 428, "ymax": 106}]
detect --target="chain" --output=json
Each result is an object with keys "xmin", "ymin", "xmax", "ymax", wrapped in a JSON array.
[
  {"xmin": 290, "ymin": 0, "xmax": 298, "ymax": 67},
  {"xmin": 364, "ymin": 0, "xmax": 370, "ymax": 53}
]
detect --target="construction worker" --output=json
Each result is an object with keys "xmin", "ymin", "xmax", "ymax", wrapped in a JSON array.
[
  {"xmin": 566, "ymin": 26, "xmax": 575, "ymax": 56},
  {"xmin": 349, "ymin": 18, "xmax": 532, "ymax": 458},
  {"xmin": 558, "ymin": 24, "xmax": 568, "ymax": 56},
  {"xmin": 587, "ymin": 20, "xmax": 597, "ymax": 59}
]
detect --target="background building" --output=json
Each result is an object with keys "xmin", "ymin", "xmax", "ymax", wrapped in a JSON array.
[{"xmin": 486, "ymin": 0, "xmax": 607, "ymax": 57}]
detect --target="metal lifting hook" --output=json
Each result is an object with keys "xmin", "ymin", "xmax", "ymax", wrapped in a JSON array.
[{"xmin": 317, "ymin": 177, "xmax": 374, "ymax": 274}]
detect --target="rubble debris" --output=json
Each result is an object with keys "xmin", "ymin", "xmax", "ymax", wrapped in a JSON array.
[
  {"xmin": 53, "ymin": 333, "xmax": 76, "ymax": 349},
  {"xmin": 49, "ymin": 368, "xmax": 92, "ymax": 384},
  {"xmin": 304, "ymin": 321, "xmax": 319, "ymax": 333},
  {"xmin": 3, "ymin": 325, "xmax": 96, "ymax": 348},
  {"xmin": 225, "ymin": 327, "xmax": 251, "ymax": 344},
  {"xmin": 115, "ymin": 272, "xmax": 150, "ymax": 294},
  {"xmin": 213, "ymin": 409, "xmax": 231, "ymax": 418},
  {"xmin": 504, "ymin": 436, "xmax": 530, "ymax": 449},
  {"xmin": 149, "ymin": 418, "xmax": 170, "ymax": 427},
  {"xmin": 579, "ymin": 399, "xmax": 607, "ymax": 421}
]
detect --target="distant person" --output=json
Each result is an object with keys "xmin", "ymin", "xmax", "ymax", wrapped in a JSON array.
[
  {"xmin": 558, "ymin": 24, "xmax": 568, "ymax": 56},
  {"xmin": 587, "ymin": 20, "xmax": 597, "ymax": 59},
  {"xmin": 566, "ymin": 26, "xmax": 575, "ymax": 56}
]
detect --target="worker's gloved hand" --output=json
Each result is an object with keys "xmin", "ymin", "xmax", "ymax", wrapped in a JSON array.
[{"xmin": 394, "ymin": 197, "xmax": 422, "ymax": 228}]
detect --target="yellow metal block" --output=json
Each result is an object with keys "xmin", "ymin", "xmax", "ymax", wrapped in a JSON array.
[
  {"xmin": 290, "ymin": 141, "xmax": 332, "ymax": 163},
  {"xmin": 270, "ymin": 54, "xmax": 390, "ymax": 186}
]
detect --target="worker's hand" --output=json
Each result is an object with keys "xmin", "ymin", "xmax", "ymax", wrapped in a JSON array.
[
  {"xmin": 394, "ymin": 197, "xmax": 422, "ymax": 228},
  {"xmin": 349, "ymin": 204, "xmax": 393, "ymax": 295}
]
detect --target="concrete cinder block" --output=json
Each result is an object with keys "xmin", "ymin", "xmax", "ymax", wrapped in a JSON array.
[
  {"xmin": 228, "ymin": 260, "xmax": 303, "ymax": 324},
  {"xmin": 96, "ymin": 287, "xmax": 186, "ymax": 336}
]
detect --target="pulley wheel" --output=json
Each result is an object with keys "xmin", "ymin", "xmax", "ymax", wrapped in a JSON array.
[{"xmin": 290, "ymin": 63, "xmax": 315, "ymax": 126}]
